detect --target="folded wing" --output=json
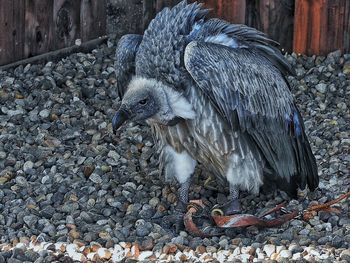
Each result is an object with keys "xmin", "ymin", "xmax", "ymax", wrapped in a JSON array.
[{"xmin": 184, "ymin": 41, "xmax": 318, "ymax": 196}]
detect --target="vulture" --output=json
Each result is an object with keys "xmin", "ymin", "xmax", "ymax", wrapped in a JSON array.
[{"xmin": 112, "ymin": 1, "xmax": 318, "ymax": 219}]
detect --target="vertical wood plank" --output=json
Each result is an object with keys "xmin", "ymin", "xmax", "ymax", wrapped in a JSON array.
[
  {"xmin": 293, "ymin": 0, "xmax": 309, "ymax": 54},
  {"xmin": 107, "ymin": 0, "xmax": 143, "ymax": 36},
  {"xmin": 345, "ymin": 0, "xmax": 350, "ymax": 53},
  {"xmin": 326, "ymin": 0, "xmax": 347, "ymax": 54},
  {"xmin": 224, "ymin": 0, "xmax": 246, "ymax": 24},
  {"xmin": 143, "ymin": 0, "xmax": 156, "ymax": 30},
  {"xmin": 245, "ymin": 0, "xmax": 294, "ymax": 51},
  {"xmin": 81, "ymin": 0, "xmax": 106, "ymax": 42},
  {"xmin": 24, "ymin": 0, "xmax": 53, "ymax": 58},
  {"xmin": 194, "ymin": 0, "xmax": 246, "ymax": 24},
  {"xmin": 308, "ymin": 0, "xmax": 323, "ymax": 54},
  {"xmin": 294, "ymin": 0, "xmax": 350, "ymax": 55},
  {"xmin": 53, "ymin": 0, "xmax": 81, "ymax": 50},
  {"xmin": 155, "ymin": 0, "xmax": 182, "ymax": 12},
  {"xmin": 0, "ymin": 0, "xmax": 25, "ymax": 66}
]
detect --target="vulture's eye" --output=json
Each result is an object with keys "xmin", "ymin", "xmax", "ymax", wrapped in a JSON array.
[{"xmin": 139, "ymin": 99, "xmax": 148, "ymax": 105}]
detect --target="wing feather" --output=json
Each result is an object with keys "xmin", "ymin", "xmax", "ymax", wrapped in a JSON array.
[
  {"xmin": 114, "ymin": 34, "xmax": 143, "ymax": 99},
  {"xmin": 184, "ymin": 41, "xmax": 318, "ymax": 195}
]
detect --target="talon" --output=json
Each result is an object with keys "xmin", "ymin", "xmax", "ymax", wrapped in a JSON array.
[
  {"xmin": 151, "ymin": 211, "xmax": 185, "ymax": 233},
  {"xmin": 204, "ymin": 175, "xmax": 212, "ymax": 187},
  {"xmin": 203, "ymin": 175, "xmax": 217, "ymax": 191}
]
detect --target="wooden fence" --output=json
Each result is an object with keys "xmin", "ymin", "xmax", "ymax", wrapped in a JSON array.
[
  {"xmin": 0, "ymin": 0, "xmax": 106, "ymax": 66},
  {"xmin": 1, "ymin": 0, "xmax": 349, "ymax": 66},
  {"xmin": 144, "ymin": 0, "xmax": 350, "ymax": 55}
]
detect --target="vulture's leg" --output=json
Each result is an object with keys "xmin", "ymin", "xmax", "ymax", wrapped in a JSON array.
[
  {"xmin": 155, "ymin": 177, "xmax": 192, "ymax": 233},
  {"xmin": 176, "ymin": 177, "xmax": 191, "ymax": 212},
  {"xmin": 153, "ymin": 147, "xmax": 196, "ymax": 232},
  {"xmin": 213, "ymin": 185, "xmax": 241, "ymax": 215},
  {"xmin": 226, "ymin": 185, "xmax": 241, "ymax": 214}
]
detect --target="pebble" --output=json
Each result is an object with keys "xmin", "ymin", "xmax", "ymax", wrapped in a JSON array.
[
  {"xmin": 315, "ymin": 83, "xmax": 327, "ymax": 93},
  {"xmin": 279, "ymin": 249, "xmax": 292, "ymax": 259},
  {"xmin": 22, "ymin": 161, "xmax": 34, "ymax": 173},
  {"xmin": 263, "ymin": 244, "xmax": 276, "ymax": 257},
  {"xmin": 89, "ymin": 173, "xmax": 102, "ymax": 184},
  {"xmin": 39, "ymin": 109, "xmax": 50, "ymax": 118}
]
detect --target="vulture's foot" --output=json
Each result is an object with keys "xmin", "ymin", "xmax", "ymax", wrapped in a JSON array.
[
  {"xmin": 212, "ymin": 199, "xmax": 241, "ymax": 216},
  {"xmin": 151, "ymin": 200, "xmax": 187, "ymax": 233},
  {"xmin": 203, "ymin": 175, "xmax": 218, "ymax": 191}
]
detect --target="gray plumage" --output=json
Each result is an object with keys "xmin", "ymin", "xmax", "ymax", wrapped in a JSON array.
[
  {"xmin": 114, "ymin": 34, "xmax": 142, "ymax": 99},
  {"xmin": 113, "ymin": 1, "xmax": 318, "ymax": 213}
]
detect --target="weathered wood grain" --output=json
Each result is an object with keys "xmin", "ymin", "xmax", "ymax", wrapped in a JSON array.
[
  {"xmin": 81, "ymin": 0, "xmax": 106, "ymax": 41},
  {"xmin": 246, "ymin": 0, "xmax": 294, "ymax": 51},
  {"xmin": 194, "ymin": 0, "xmax": 246, "ymax": 24},
  {"xmin": 143, "ymin": 0, "xmax": 156, "ymax": 30},
  {"xmin": 0, "ymin": 0, "xmax": 25, "ymax": 65},
  {"xmin": 24, "ymin": 0, "xmax": 53, "ymax": 58},
  {"xmin": 155, "ymin": 0, "xmax": 182, "ymax": 12},
  {"xmin": 294, "ymin": 0, "xmax": 350, "ymax": 55},
  {"xmin": 53, "ymin": 0, "xmax": 81, "ymax": 50}
]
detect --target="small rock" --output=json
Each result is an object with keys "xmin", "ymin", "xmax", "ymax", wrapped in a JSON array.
[
  {"xmin": 0, "ymin": 152, "xmax": 6, "ymax": 160},
  {"xmin": 23, "ymin": 215, "xmax": 38, "ymax": 227},
  {"xmin": 219, "ymin": 239, "xmax": 229, "ymax": 249},
  {"xmin": 343, "ymin": 60, "xmax": 350, "ymax": 74},
  {"xmin": 299, "ymin": 229, "xmax": 310, "ymax": 235},
  {"xmin": 15, "ymin": 176, "xmax": 28, "ymax": 187},
  {"xmin": 39, "ymin": 109, "xmax": 50, "ymax": 118},
  {"xmin": 279, "ymin": 249, "xmax": 292, "ymax": 259},
  {"xmin": 148, "ymin": 197, "xmax": 159, "ymax": 207},
  {"xmin": 340, "ymin": 250, "xmax": 350, "ymax": 261},
  {"xmin": 263, "ymin": 244, "xmax": 276, "ymax": 257},
  {"xmin": 83, "ymin": 165, "xmax": 95, "ymax": 177},
  {"xmin": 89, "ymin": 173, "xmax": 102, "ymax": 184},
  {"xmin": 315, "ymin": 83, "xmax": 327, "ymax": 93},
  {"xmin": 23, "ymin": 161, "xmax": 34, "ymax": 173},
  {"xmin": 108, "ymin": 150, "xmax": 120, "ymax": 161},
  {"xmin": 138, "ymin": 251, "xmax": 153, "ymax": 261}
]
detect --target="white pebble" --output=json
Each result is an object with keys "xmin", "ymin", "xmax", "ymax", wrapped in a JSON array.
[
  {"xmin": 71, "ymin": 252, "xmax": 84, "ymax": 261},
  {"xmin": 279, "ymin": 249, "xmax": 292, "ymax": 259},
  {"xmin": 240, "ymin": 253, "xmax": 252, "ymax": 261},
  {"xmin": 66, "ymin": 243, "xmax": 78, "ymax": 255},
  {"xmin": 232, "ymin": 247, "xmax": 241, "ymax": 256},
  {"xmin": 276, "ymin": 245, "xmax": 286, "ymax": 253},
  {"xmin": 292, "ymin": 252, "xmax": 302, "ymax": 260},
  {"xmin": 138, "ymin": 251, "xmax": 153, "ymax": 260},
  {"xmin": 263, "ymin": 244, "xmax": 276, "ymax": 257}
]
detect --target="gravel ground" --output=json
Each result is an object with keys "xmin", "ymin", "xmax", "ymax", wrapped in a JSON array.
[{"xmin": 0, "ymin": 38, "xmax": 349, "ymax": 263}]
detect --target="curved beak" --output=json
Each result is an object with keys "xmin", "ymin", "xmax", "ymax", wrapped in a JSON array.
[{"xmin": 112, "ymin": 108, "xmax": 130, "ymax": 133}]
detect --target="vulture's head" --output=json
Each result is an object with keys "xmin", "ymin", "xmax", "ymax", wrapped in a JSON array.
[{"xmin": 112, "ymin": 77, "xmax": 196, "ymax": 132}]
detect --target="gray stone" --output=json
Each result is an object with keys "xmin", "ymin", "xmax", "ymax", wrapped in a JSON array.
[
  {"xmin": 23, "ymin": 215, "xmax": 38, "ymax": 227},
  {"xmin": 89, "ymin": 173, "xmax": 102, "ymax": 184},
  {"xmin": 315, "ymin": 83, "xmax": 327, "ymax": 93},
  {"xmin": 23, "ymin": 161, "xmax": 34, "ymax": 173},
  {"xmin": 0, "ymin": 151, "xmax": 6, "ymax": 160},
  {"xmin": 39, "ymin": 109, "xmax": 50, "ymax": 118}
]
